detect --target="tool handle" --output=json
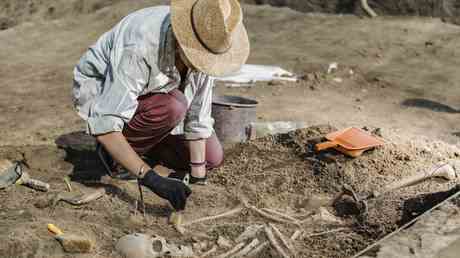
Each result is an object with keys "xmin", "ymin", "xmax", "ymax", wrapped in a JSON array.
[
  {"xmin": 315, "ymin": 141, "xmax": 338, "ymax": 152},
  {"xmin": 24, "ymin": 178, "xmax": 50, "ymax": 192},
  {"xmin": 48, "ymin": 224, "xmax": 64, "ymax": 236}
]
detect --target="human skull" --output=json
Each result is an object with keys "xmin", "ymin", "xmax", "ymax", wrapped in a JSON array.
[{"xmin": 116, "ymin": 233, "xmax": 194, "ymax": 258}]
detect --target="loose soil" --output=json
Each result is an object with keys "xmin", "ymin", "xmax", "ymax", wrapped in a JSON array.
[{"xmin": 1, "ymin": 125, "xmax": 459, "ymax": 257}]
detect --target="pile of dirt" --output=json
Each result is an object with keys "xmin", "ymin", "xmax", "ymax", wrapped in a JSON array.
[
  {"xmin": 242, "ymin": 0, "xmax": 460, "ymax": 19},
  {"xmin": 211, "ymin": 125, "xmax": 460, "ymax": 257}
]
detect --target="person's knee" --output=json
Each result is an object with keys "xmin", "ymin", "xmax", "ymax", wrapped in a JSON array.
[
  {"xmin": 206, "ymin": 143, "xmax": 224, "ymax": 169},
  {"xmin": 166, "ymin": 93, "xmax": 187, "ymax": 124}
]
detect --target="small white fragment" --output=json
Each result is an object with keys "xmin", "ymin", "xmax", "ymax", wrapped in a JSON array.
[
  {"xmin": 217, "ymin": 236, "xmax": 233, "ymax": 249},
  {"xmin": 327, "ymin": 62, "xmax": 338, "ymax": 74},
  {"xmin": 333, "ymin": 77, "xmax": 343, "ymax": 83}
]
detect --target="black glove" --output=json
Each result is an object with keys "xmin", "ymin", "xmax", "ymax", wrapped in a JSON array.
[{"xmin": 139, "ymin": 169, "xmax": 192, "ymax": 211}]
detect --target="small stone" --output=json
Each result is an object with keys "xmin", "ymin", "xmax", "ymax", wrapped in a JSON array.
[
  {"xmin": 333, "ymin": 77, "xmax": 343, "ymax": 83},
  {"xmin": 217, "ymin": 236, "xmax": 232, "ymax": 249},
  {"xmin": 372, "ymin": 128, "xmax": 383, "ymax": 137}
]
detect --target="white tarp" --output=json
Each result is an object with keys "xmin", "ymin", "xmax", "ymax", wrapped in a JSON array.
[{"xmin": 215, "ymin": 64, "xmax": 297, "ymax": 84}]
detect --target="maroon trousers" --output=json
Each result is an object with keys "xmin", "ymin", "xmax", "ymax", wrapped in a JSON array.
[{"xmin": 122, "ymin": 89, "xmax": 223, "ymax": 171}]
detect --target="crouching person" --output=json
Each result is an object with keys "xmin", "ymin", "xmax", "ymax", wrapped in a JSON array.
[{"xmin": 71, "ymin": 0, "xmax": 250, "ymax": 210}]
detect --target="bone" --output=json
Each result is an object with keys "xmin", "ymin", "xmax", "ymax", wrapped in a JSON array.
[
  {"xmin": 235, "ymin": 225, "xmax": 264, "ymax": 243},
  {"xmin": 376, "ymin": 163, "xmax": 457, "ymax": 197},
  {"xmin": 216, "ymin": 242, "xmax": 246, "ymax": 258},
  {"xmin": 200, "ymin": 245, "xmax": 217, "ymax": 257},
  {"xmin": 290, "ymin": 230, "xmax": 303, "ymax": 241},
  {"xmin": 361, "ymin": 0, "xmax": 378, "ymax": 17},
  {"xmin": 264, "ymin": 226, "xmax": 290, "ymax": 258},
  {"xmin": 248, "ymin": 205, "xmax": 300, "ymax": 226},
  {"xmin": 247, "ymin": 228, "xmax": 302, "ymax": 257},
  {"xmin": 116, "ymin": 233, "xmax": 195, "ymax": 258},
  {"xmin": 217, "ymin": 236, "xmax": 233, "ymax": 248},
  {"xmin": 229, "ymin": 238, "xmax": 260, "ymax": 258},
  {"xmin": 182, "ymin": 206, "xmax": 244, "ymax": 226},
  {"xmin": 262, "ymin": 208, "xmax": 301, "ymax": 224},
  {"xmin": 245, "ymin": 242, "xmax": 269, "ymax": 257},
  {"xmin": 270, "ymin": 223, "xmax": 296, "ymax": 255}
]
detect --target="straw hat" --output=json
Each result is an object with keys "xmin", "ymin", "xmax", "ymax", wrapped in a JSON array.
[{"xmin": 171, "ymin": 0, "xmax": 250, "ymax": 77}]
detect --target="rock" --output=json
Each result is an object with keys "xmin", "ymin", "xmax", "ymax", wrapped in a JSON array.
[
  {"xmin": 217, "ymin": 236, "xmax": 232, "ymax": 249},
  {"xmin": 332, "ymin": 77, "xmax": 343, "ymax": 83}
]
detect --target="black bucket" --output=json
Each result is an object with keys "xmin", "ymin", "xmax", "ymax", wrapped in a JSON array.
[{"xmin": 212, "ymin": 95, "xmax": 258, "ymax": 143}]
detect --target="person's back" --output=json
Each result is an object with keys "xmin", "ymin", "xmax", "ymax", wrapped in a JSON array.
[
  {"xmin": 73, "ymin": 6, "xmax": 171, "ymax": 119},
  {"xmin": 72, "ymin": 0, "xmax": 250, "ymax": 212}
]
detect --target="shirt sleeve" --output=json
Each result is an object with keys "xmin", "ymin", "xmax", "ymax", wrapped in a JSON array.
[
  {"xmin": 86, "ymin": 49, "xmax": 150, "ymax": 135},
  {"xmin": 183, "ymin": 75, "xmax": 215, "ymax": 140}
]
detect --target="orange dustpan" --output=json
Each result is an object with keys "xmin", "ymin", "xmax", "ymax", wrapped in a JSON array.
[{"xmin": 315, "ymin": 127, "xmax": 384, "ymax": 157}]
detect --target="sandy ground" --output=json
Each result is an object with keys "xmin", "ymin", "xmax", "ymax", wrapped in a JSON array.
[{"xmin": 1, "ymin": 0, "xmax": 460, "ymax": 257}]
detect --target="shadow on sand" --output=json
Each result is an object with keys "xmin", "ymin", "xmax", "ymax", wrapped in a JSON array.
[{"xmin": 402, "ymin": 98, "xmax": 459, "ymax": 113}]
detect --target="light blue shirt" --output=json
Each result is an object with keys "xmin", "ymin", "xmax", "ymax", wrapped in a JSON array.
[{"xmin": 72, "ymin": 6, "xmax": 214, "ymax": 139}]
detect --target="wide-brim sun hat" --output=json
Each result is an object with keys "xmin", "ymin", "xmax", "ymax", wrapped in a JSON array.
[{"xmin": 171, "ymin": 0, "xmax": 250, "ymax": 77}]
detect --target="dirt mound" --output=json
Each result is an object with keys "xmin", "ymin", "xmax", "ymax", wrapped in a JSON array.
[
  {"xmin": 242, "ymin": 0, "xmax": 460, "ymax": 18},
  {"xmin": 0, "ymin": 0, "xmax": 120, "ymax": 30},
  {"xmin": 212, "ymin": 125, "xmax": 460, "ymax": 257}
]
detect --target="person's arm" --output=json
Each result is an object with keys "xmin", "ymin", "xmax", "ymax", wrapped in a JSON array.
[
  {"xmin": 188, "ymin": 139, "xmax": 206, "ymax": 177},
  {"xmin": 96, "ymin": 132, "xmax": 150, "ymax": 178},
  {"xmin": 183, "ymin": 75, "xmax": 215, "ymax": 176}
]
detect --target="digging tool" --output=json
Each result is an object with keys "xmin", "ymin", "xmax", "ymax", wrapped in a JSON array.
[
  {"xmin": 0, "ymin": 160, "xmax": 21, "ymax": 189},
  {"xmin": 373, "ymin": 163, "xmax": 457, "ymax": 198},
  {"xmin": 340, "ymin": 163, "xmax": 458, "ymax": 215},
  {"xmin": 47, "ymin": 224, "xmax": 93, "ymax": 253},
  {"xmin": 337, "ymin": 184, "xmax": 369, "ymax": 215},
  {"xmin": 16, "ymin": 170, "xmax": 50, "ymax": 192},
  {"xmin": 315, "ymin": 127, "xmax": 384, "ymax": 158},
  {"xmin": 0, "ymin": 159, "xmax": 50, "ymax": 191}
]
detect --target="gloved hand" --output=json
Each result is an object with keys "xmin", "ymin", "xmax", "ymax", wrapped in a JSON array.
[{"xmin": 139, "ymin": 169, "xmax": 192, "ymax": 210}]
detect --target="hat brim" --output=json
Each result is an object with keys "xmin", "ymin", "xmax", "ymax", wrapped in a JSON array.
[{"xmin": 171, "ymin": 0, "xmax": 250, "ymax": 77}]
